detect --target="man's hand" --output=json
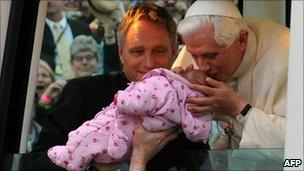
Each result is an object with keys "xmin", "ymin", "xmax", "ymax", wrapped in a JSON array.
[
  {"xmin": 92, "ymin": 123, "xmax": 178, "ymax": 171},
  {"xmin": 130, "ymin": 122, "xmax": 178, "ymax": 171},
  {"xmin": 186, "ymin": 77, "xmax": 247, "ymax": 118}
]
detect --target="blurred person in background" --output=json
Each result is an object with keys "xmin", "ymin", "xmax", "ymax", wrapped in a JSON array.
[
  {"xmin": 35, "ymin": 59, "xmax": 56, "ymax": 99},
  {"xmin": 27, "ymin": 59, "xmax": 66, "ymax": 152},
  {"xmin": 42, "ymin": 0, "xmax": 91, "ymax": 80},
  {"xmin": 87, "ymin": 18, "xmax": 107, "ymax": 74},
  {"xmin": 155, "ymin": 0, "xmax": 189, "ymax": 23},
  {"xmin": 70, "ymin": 35, "xmax": 100, "ymax": 77},
  {"xmin": 87, "ymin": 0, "xmax": 125, "ymax": 74},
  {"xmin": 28, "ymin": 34, "xmax": 100, "ymax": 152},
  {"xmin": 62, "ymin": 0, "xmax": 96, "ymax": 25}
]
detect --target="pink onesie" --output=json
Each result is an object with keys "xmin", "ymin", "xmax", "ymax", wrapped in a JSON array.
[{"xmin": 48, "ymin": 68, "xmax": 212, "ymax": 171}]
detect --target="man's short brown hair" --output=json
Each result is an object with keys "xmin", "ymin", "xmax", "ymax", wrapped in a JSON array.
[{"xmin": 117, "ymin": 3, "xmax": 177, "ymax": 48}]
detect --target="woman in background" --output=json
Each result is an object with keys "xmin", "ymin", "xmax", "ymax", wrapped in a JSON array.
[{"xmin": 28, "ymin": 59, "xmax": 66, "ymax": 152}]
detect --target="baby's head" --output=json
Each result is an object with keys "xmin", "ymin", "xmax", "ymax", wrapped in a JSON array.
[{"xmin": 179, "ymin": 69, "xmax": 207, "ymax": 85}]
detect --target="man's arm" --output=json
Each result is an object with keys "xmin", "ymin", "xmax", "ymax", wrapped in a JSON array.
[{"xmin": 238, "ymin": 79, "xmax": 286, "ymax": 148}]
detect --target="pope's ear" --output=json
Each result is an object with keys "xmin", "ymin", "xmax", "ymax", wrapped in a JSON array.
[{"xmin": 239, "ymin": 30, "xmax": 248, "ymax": 51}]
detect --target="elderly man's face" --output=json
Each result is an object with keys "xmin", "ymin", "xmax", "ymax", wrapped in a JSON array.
[
  {"xmin": 119, "ymin": 20, "xmax": 177, "ymax": 81},
  {"xmin": 184, "ymin": 25, "xmax": 247, "ymax": 82},
  {"xmin": 71, "ymin": 50, "xmax": 98, "ymax": 77}
]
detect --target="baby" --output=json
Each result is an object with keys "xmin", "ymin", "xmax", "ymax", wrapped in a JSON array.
[{"xmin": 48, "ymin": 68, "xmax": 212, "ymax": 171}]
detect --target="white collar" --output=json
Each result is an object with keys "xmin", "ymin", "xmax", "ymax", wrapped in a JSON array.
[
  {"xmin": 231, "ymin": 26, "xmax": 257, "ymax": 79},
  {"xmin": 46, "ymin": 12, "xmax": 68, "ymax": 29}
]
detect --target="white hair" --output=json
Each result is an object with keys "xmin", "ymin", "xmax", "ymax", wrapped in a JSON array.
[
  {"xmin": 178, "ymin": 15, "xmax": 248, "ymax": 48},
  {"xmin": 70, "ymin": 35, "xmax": 99, "ymax": 58}
]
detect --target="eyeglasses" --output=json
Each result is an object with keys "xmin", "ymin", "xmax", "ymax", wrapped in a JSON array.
[{"xmin": 73, "ymin": 55, "xmax": 96, "ymax": 62}]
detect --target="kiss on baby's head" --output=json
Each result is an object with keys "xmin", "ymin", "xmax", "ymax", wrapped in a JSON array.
[{"xmin": 179, "ymin": 69, "xmax": 207, "ymax": 85}]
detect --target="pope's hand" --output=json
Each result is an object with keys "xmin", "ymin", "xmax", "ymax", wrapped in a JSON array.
[{"xmin": 186, "ymin": 77, "xmax": 247, "ymax": 117}]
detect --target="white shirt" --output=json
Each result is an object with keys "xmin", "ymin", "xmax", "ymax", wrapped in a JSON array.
[
  {"xmin": 45, "ymin": 14, "xmax": 74, "ymax": 47},
  {"xmin": 45, "ymin": 13, "xmax": 75, "ymax": 80}
]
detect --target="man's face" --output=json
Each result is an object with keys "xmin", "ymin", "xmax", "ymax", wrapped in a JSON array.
[
  {"xmin": 71, "ymin": 50, "xmax": 99, "ymax": 77},
  {"xmin": 119, "ymin": 20, "xmax": 177, "ymax": 81},
  {"xmin": 184, "ymin": 25, "xmax": 247, "ymax": 82},
  {"xmin": 47, "ymin": 1, "xmax": 62, "ymax": 15}
]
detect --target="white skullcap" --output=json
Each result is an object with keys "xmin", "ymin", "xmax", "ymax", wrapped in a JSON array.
[{"xmin": 185, "ymin": 1, "xmax": 242, "ymax": 19}]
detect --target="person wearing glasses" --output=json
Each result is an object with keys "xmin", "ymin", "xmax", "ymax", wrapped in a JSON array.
[{"xmin": 70, "ymin": 35, "xmax": 100, "ymax": 77}]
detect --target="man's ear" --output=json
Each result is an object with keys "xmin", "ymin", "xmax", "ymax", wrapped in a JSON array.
[
  {"xmin": 171, "ymin": 43, "xmax": 179, "ymax": 63},
  {"xmin": 118, "ymin": 46, "xmax": 124, "ymax": 64},
  {"xmin": 238, "ymin": 30, "xmax": 248, "ymax": 51}
]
